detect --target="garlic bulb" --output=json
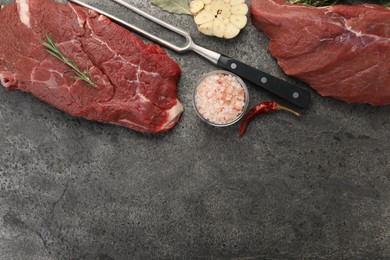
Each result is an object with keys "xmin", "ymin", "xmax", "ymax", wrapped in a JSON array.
[{"xmin": 190, "ymin": 0, "xmax": 248, "ymax": 39}]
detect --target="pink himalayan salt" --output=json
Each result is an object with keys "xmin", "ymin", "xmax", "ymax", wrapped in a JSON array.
[{"xmin": 195, "ymin": 73, "xmax": 246, "ymax": 124}]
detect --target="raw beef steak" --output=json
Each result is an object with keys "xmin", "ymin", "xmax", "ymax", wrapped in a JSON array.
[
  {"xmin": 0, "ymin": 0, "xmax": 183, "ymax": 133},
  {"xmin": 250, "ymin": 0, "xmax": 390, "ymax": 106}
]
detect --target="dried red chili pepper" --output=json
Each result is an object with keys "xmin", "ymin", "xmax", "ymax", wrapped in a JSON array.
[{"xmin": 238, "ymin": 101, "xmax": 301, "ymax": 137}]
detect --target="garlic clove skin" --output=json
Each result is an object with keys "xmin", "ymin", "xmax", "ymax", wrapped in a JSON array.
[
  {"xmin": 230, "ymin": 14, "xmax": 247, "ymax": 29},
  {"xmin": 231, "ymin": 3, "xmax": 248, "ymax": 15},
  {"xmin": 198, "ymin": 21, "xmax": 214, "ymax": 35},
  {"xmin": 194, "ymin": 10, "xmax": 215, "ymax": 25},
  {"xmin": 223, "ymin": 23, "xmax": 240, "ymax": 39},
  {"xmin": 190, "ymin": 0, "xmax": 205, "ymax": 14},
  {"xmin": 230, "ymin": 0, "xmax": 245, "ymax": 6}
]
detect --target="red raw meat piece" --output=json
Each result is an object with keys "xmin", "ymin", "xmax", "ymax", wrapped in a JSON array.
[
  {"xmin": 0, "ymin": 0, "xmax": 183, "ymax": 132},
  {"xmin": 250, "ymin": 0, "xmax": 390, "ymax": 106}
]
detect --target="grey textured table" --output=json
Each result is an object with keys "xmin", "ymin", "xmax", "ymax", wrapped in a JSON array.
[{"xmin": 0, "ymin": 0, "xmax": 389, "ymax": 259}]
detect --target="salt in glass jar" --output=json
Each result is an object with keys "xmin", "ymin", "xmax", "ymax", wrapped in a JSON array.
[{"xmin": 193, "ymin": 70, "xmax": 249, "ymax": 127}]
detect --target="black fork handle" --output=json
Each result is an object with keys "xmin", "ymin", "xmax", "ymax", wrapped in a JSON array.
[{"xmin": 217, "ymin": 55, "xmax": 311, "ymax": 109}]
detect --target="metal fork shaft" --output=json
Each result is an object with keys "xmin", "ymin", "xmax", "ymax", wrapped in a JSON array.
[{"xmin": 68, "ymin": 0, "xmax": 190, "ymax": 53}]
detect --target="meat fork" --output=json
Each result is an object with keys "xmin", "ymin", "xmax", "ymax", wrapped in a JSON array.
[{"xmin": 69, "ymin": 0, "xmax": 311, "ymax": 109}]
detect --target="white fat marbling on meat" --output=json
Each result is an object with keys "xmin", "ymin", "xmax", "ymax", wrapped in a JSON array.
[
  {"xmin": 86, "ymin": 19, "xmax": 160, "ymax": 78},
  {"xmin": 98, "ymin": 15, "xmax": 108, "ymax": 22},
  {"xmin": 0, "ymin": 72, "xmax": 15, "ymax": 89},
  {"xmin": 0, "ymin": 73, "xmax": 8, "ymax": 87},
  {"xmin": 68, "ymin": 3, "xmax": 85, "ymax": 28},
  {"xmin": 16, "ymin": 0, "xmax": 31, "ymax": 28},
  {"xmin": 117, "ymin": 100, "xmax": 183, "ymax": 131},
  {"xmin": 116, "ymin": 119, "xmax": 150, "ymax": 132},
  {"xmin": 163, "ymin": 101, "xmax": 183, "ymax": 127}
]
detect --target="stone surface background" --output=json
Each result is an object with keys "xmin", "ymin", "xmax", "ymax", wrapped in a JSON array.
[{"xmin": 0, "ymin": 0, "xmax": 389, "ymax": 259}]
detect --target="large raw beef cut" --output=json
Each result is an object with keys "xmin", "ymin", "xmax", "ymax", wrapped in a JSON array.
[
  {"xmin": 250, "ymin": 0, "xmax": 390, "ymax": 106},
  {"xmin": 0, "ymin": 0, "xmax": 183, "ymax": 133}
]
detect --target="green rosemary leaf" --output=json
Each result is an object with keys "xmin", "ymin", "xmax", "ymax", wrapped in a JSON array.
[
  {"xmin": 289, "ymin": 0, "xmax": 339, "ymax": 7},
  {"xmin": 45, "ymin": 49, "xmax": 63, "ymax": 61},
  {"xmin": 40, "ymin": 34, "xmax": 96, "ymax": 88},
  {"xmin": 74, "ymin": 75, "xmax": 85, "ymax": 81},
  {"xmin": 39, "ymin": 41, "xmax": 52, "ymax": 50},
  {"xmin": 46, "ymin": 34, "xmax": 55, "ymax": 44},
  {"xmin": 290, "ymin": 1, "xmax": 390, "ymax": 8}
]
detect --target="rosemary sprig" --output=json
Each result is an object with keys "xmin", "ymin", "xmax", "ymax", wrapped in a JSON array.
[
  {"xmin": 39, "ymin": 34, "xmax": 95, "ymax": 87},
  {"xmin": 289, "ymin": 0, "xmax": 390, "ymax": 7},
  {"xmin": 289, "ymin": 0, "xmax": 339, "ymax": 7}
]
